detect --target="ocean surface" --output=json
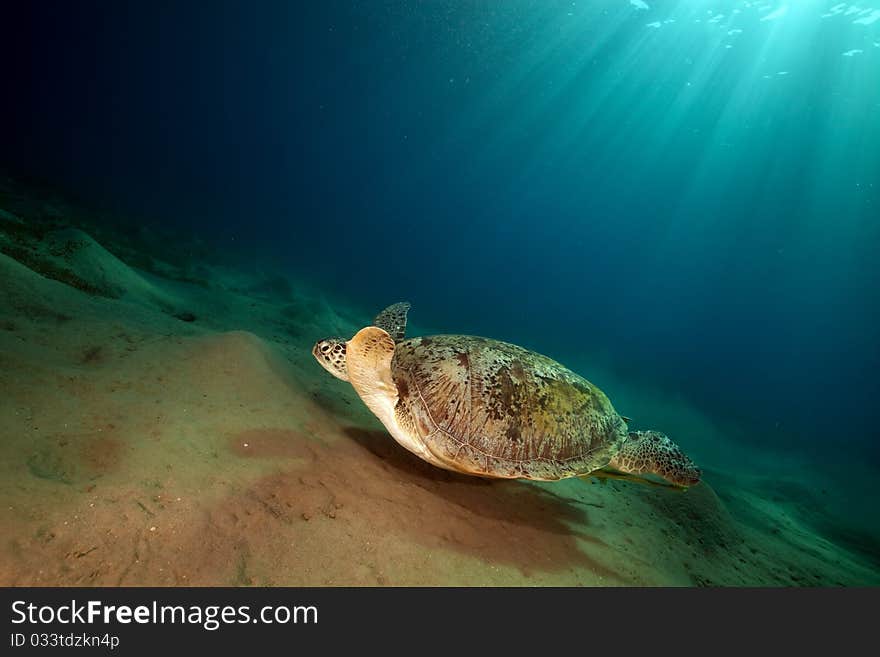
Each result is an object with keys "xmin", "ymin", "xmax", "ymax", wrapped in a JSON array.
[{"xmin": 1, "ymin": 1, "xmax": 879, "ymax": 585}]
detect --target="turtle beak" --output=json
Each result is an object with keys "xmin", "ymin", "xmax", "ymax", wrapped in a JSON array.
[
  {"xmin": 673, "ymin": 459, "xmax": 702, "ymax": 488},
  {"xmin": 311, "ymin": 339, "xmax": 328, "ymax": 361}
]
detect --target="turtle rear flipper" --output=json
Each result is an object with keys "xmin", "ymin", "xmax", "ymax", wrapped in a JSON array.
[
  {"xmin": 373, "ymin": 301, "xmax": 411, "ymax": 342},
  {"xmin": 604, "ymin": 430, "xmax": 701, "ymax": 489}
]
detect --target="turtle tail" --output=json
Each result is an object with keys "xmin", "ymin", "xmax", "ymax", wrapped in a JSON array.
[{"xmin": 605, "ymin": 430, "xmax": 701, "ymax": 489}]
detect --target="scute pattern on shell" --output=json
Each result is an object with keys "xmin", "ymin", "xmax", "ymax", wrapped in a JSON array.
[{"xmin": 391, "ymin": 335, "xmax": 628, "ymax": 480}]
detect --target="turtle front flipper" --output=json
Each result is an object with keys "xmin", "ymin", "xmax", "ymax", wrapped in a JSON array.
[
  {"xmin": 373, "ymin": 302, "xmax": 411, "ymax": 342},
  {"xmin": 347, "ymin": 326, "xmax": 398, "ymax": 419},
  {"xmin": 312, "ymin": 301, "xmax": 410, "ymax": 381},
  {"xmin": 347, "ymin": 325, "xmax": 448, "ymax": 468},
  {"xmin": 603, "ymin": 430, "xmax": 701, "ymax": 489}
]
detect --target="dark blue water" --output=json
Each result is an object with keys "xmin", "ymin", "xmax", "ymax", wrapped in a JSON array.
[{"xmin": 4, "ymin": 1, "xmax": 879, "ymax": 465}]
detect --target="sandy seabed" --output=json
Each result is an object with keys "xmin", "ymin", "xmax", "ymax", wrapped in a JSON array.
[{"xmin": 1, "ymin": 186, "xmax": 878, "ymax": 587}]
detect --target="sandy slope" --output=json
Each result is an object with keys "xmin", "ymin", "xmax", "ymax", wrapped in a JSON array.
[{"xmin": 0, "ymin": 211, "xmax": 878, "ymax": 586}]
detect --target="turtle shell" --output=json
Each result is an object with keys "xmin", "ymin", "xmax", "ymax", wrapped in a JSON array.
[{"xmin": 390, "ymin": 335, "xmax": 627, "ymax": 480}]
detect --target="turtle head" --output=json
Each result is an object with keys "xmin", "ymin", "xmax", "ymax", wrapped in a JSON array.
[
  {"xmin": 607, "ymin": 430, "xmax": 702, "ymax": 489},
  {"xmin": 312, "ymin": 337, "xmax": 350, "ymax": 382}
]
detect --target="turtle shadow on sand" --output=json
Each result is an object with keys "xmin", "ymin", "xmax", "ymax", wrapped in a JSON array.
[
  {"xmin": 339, "ymin": 427, "xmax": 623, "ymax": 581},
  {"xmin": 309, "ymin": 385, "xmax": 364, "ymax": 424},
  {"xmin": 634, "ymin": 477, "xmax": 743, "ymax": 555}
]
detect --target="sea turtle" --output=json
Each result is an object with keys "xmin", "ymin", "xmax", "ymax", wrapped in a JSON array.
[{"xmin": 313, "ymin": 302, "xmax": 701, "ymax": 489}]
